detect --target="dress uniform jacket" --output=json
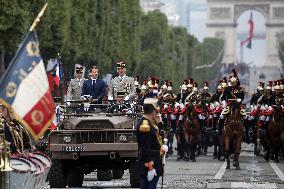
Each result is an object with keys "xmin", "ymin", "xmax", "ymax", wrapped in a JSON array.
[
  {"xmin": 82, "ymin": 79, "xmax": 106, "ymax": 103},
  {"xmin": 108, "ymin": 75, "xmax": 136, "ymax": 100},
  {"xmin": 67, "ymin": 78, "xmax": 85, "ymax": 100},
  {"xmin": 210, "ymin": 91, "xmax": 222, "ymax": 103},
  {"xmin": 136, "ymin": 116, "xmax": 164, "ymax": 177},
  {"xmin": 250, "ymin": 92, "xmax": 262, "ymax": 106},
  {"xmin": 107, "ymin": 102, "xmax": 132, "ymax": 113},
  {"xmin": 221, "ymin": 86, "xmax": 244, "ymax": 102}
]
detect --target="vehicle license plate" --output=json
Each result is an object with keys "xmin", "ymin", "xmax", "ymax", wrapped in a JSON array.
[{"xmin": 62, "ymin": 146, "xmax": 86, "ymax": 152}]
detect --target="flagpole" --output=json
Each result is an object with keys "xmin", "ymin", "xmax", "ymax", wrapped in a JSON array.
[{"xmin": 29, "ymin": 3, "xmax": 48, "ymax": 32}]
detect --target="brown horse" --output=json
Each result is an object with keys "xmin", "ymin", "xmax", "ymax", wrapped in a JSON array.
[
  {"xmin": 221, "ymin": 101, "xmax": 244, "ymax": 170},
  {"xmin": 266, "ymin": 105, "xmax": 284, "ymax": 163},
  {"xmin": 184, "ymin": 104, "xmax": 201, "ymax": 162}
]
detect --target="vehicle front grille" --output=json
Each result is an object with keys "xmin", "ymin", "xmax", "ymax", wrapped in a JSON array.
[
  {"xmin": 76, "ymin": 131, "xmax": 115, "ymax": 143},
  {"xmin": 76, "ymin": 120, "xmax": 113, "ymax": 130}
]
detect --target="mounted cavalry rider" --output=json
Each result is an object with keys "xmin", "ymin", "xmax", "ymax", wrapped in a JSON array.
[{"xmin": 218, "ymin": 69, "xmax": 246, "ymax": 131}]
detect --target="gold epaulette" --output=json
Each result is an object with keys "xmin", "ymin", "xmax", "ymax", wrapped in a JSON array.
[{"xmin": 139, "ymin": 120, "xmax": 150, "ymax": 132}]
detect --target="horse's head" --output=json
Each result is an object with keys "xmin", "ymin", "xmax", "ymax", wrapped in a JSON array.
[{"xmin": 186, "ymin": 103, "xmax": 199, "ymax": 121}]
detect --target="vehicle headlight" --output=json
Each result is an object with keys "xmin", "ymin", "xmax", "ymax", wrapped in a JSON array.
[
  {"xmin": 118, "ymin": 135, "xmax": 127, "ymax": 143},
  {"xmin": 63, "ymin": 136, "xmax": 72, "ymax": 143}
]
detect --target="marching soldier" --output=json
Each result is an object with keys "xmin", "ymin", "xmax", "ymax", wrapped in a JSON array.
[
  {"xmin": 136, "ymin": 98, "xmax": 168, "ymax": 189},
  {"xmin": 107, "ymin": 91, "xmax": 132, "ymax": 113},
  {"xmin": 67, "ymin": 66, "xmax": 85, "ymax": 100},
  {"xmin": 108, "ymin": 61, "xmax": 136, "ymax": 101}
]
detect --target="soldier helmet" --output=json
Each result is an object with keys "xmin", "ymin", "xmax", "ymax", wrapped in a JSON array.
[
  {"xmin": 193, "ymin": 82, "xmax": 198, "ymax": 92},
  {"xmin": 229, "ymin": 69, "xmax": 238, "ymax": 83},
  {"xmin": 280, "ymin": 79, "xmax": 284, "ymax": 89},
  {"xmin": 188, "ymin": 78, "xmax": 194, "ymax": 88},
  {"xmin": 274, "ymin": 80, "xmax": 280, "ymax": 90},
  {"xmin": 266, "ymin": 81, "xmax": 273, "ymax": 90},
  {"xmin": 162, "ymin": 80, "xmax": 168, "ymax": 90},
  {"xmin": 221, "ymin": 77, "xmax": 227, "ymax": 88},
  {"xmin": 257, "ymin": 81, "xmax": 264, "ymax": 91},
  {"xmin": 180, "ymin": 79, "xmax": 188, "ymax": 90},
  {"xmin": 204, "ymin": 81, "xmax": 209, "ymax": 90},
  {"xmin": 167, "ymin": 81, "xmax": 173, "ymax": 91}
]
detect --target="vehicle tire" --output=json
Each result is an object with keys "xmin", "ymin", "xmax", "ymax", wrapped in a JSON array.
[
  {"xmin": 112, "ymin": 169, "xmax": 124, "ymax": 179},
  {"xmin": 48, "ymin": 160, "xmax": 67, "ymax": 188},
  {"xmin": 97, "ymin": 169, "xmax": 113, "ymax": 181},
  {"xmin": 129, "ymin": 160, "xmax": 140, "ymax": 188},
  {"xmin": 67, "ymin": 168, "xmax": 84, "ymax": 187}
]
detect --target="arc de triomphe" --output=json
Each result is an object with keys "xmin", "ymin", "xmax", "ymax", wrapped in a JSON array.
[{"xmin": 207, "ymin": 0, "xmax": 284, "ymax": 65}]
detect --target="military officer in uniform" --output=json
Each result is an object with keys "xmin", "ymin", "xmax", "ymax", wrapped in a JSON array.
[
  {"xmin": 107, "ymin": 91, "xmax": 132, "ymax": 113},
  {"xmin": 67, "ymin": 66, "xmax": 85, "ymax": 100},
  {"xmin": 108, "ymin": 61, "xmax": 136, "ymax": 101},
  {"xmin": 136, "ymin": 98, "xmax": 168, "ymax": 189}
]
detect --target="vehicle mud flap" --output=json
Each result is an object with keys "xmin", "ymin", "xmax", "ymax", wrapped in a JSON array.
[
  {"xmin": 113, "ymin": 169, "xmax": 124, "ymax": 179},
  {"xmin": 129, "ymin": 160, "xmax": 140, "ymax": 188},
  {"xmin": 97, "ymin": 169, "xmax": 113, "ymax": 181},
  {"xmin": 48, "ymin": 159, "xmax": 67, "ymax": 188}
]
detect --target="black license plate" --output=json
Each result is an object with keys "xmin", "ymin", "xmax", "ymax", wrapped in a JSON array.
[{"xmin": 62, "ymin": 146, "xmax": 86, "ymax": 152}]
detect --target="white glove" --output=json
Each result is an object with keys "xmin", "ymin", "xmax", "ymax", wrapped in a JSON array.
[
  {"xmin": 161, "ymin": 145, "xmax": 168, "ymax": 153},
  {"xmin": 108, "ymin": 96, "xmax": 113, "ymax": 101},
  {"xmin": 174, "ymin": 103, "xmax": 180, "ymax": 108},
  {"xmin": 147, "ymin": 169, "xmax": 157, "ymax": 182},
  {"xmin": 84, "ymin": 102, "xmax": 90, "ymax": 108},
  {"xmin": 163, "ymin": 104, "xmax": 168, "ymax": 109},
  {"xmin": 237, "ymin": 98, "xmax": 242, "ymax": 103},
  {"xmin": 260, "ymin": 105, "xmax": 265, "ymax": 111},
  {"xmin": 66, "ymin": 102, "xmax": 71, "ymax": 106},
  {"xmin": 125, "ymin": 95, "xmax": 129, "ymax": 101}
]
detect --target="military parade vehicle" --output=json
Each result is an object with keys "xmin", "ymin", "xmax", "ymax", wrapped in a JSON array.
[{"xmin": 47, "ymin": 100, "xmax": 140, "ymax": 188}]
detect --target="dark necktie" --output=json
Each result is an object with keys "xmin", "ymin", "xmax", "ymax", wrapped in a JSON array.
[{"xmin": 120, "ymin": 77, "xmax": 123, "ymax": 82}]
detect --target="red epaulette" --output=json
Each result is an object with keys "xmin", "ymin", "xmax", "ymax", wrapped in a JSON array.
[
  {"xmin": 250, "ymin": 109, "xmax": 258, "ymax": 116},
  {"xmin": 213, "ymin": 106, "xmax": 222, "ymax": 114},
  {"xmin": 161, "ymin": 108, "xmax": 167, "ymax": 114},
  {"xmin": 167, "ymin": 106, "xmax": 174, "ymax": 113},
  {"xmin": 264, "ymin": 109, "xmax": 274, "ymax": 116},
  {"xmin": 194, "ymin": 106, "xmax": 203, "ymax": 113},
  {"xmin": 173, "ymin": 107, "xmax": 180, "ymax": 115},
  {"xmin": 179, "ymin": 106, "xmax": 187, "ymax": 114}
]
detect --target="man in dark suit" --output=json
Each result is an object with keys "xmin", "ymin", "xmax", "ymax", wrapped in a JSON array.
[{"xmin": 82, "ymin": 66, "xmax": 106, "ymax": 104}]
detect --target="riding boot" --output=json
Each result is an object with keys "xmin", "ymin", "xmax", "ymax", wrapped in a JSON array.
[
  {"xmin": 176, "ymin": 143, "xmax": 184, "ymax": 161},
  {"xmin": 190, "ymin": 144, "xmax": 196, "ymax": 162},
  {"xmin": 184, "ymin": 143, "xmax": 190, "ymax": 161}
]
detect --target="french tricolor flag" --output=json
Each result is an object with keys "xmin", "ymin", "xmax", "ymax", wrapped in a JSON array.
[
  {"xmin": 54, "ymin": 60, "xmax": 62, "ymax": 86},
  {"xmin": 0, "ymin": 31, "xmax": 55, "ymax": 140}
]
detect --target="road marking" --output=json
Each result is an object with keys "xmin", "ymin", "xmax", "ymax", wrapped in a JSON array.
[
  {"xmin": 270, "ymin": 162, "xmax": 284, "ymax": 181},
  {"xmin": 207, "ymin": 182, "xmax": 278, "ymax": 189},
  {"xmin": 213, "ymin": 162, "xmax": 226, "ymax": 180}
]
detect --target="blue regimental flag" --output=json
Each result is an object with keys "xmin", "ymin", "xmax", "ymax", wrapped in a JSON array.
[{"xmin": 0, "ymin": 31, "xmax": 55, "ymax": 140}]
